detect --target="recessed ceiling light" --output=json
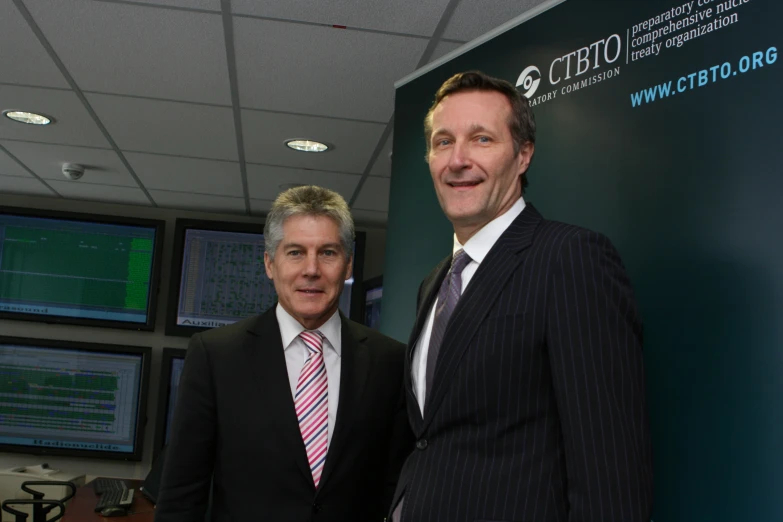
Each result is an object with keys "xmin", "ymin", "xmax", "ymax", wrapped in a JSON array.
[
  {"xmin": 3, "ymin": 110, "xmax": 53, "ymax": 125},
  {"xmin": 284, "ymin": 139, "xmax": 330, "ymax": 153}
]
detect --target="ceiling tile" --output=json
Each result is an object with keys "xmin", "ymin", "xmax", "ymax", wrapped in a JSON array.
[
  {"xmin": 126, "ymin": 0, "xmax": 221, "ymax": 10},
  {"xmin": 428, "ymin": 40, "xmax": 466, "ymax": 64},
  {"xmin": 231, "ymin": 0, "xmax": 451, "ymax": 37},
  {"xmin": 242, "ymin": 110, "xmax": 384, "ymax": 173},
  {"xmin": 234, "ymin": 18, "xmax": 427, "ymax": 121},
  {"xmin": 0, "ymin": 86, "xmax": 110, "ymax": 148},
  {"xmin": 2, "ymin": 141, "xmax": 136, "ymax": 186},
  {"xmin": 443, "ymin": 0, "xmax": 547, "ymax": 42},
  {"xmin": 351, "ymin": 208, "xmax": 388, "ymax": 226},
  {"xmin": 47, "ymin": 180, "xmax": 151, "ymax": 205},
  {"xmin": 246, "ymin": 164, "xmax": 361, "ymax": 202},
  {"xmin": 124, "ymin": 152, "xmax": 243, "ymax": 196},
  {"xmin": 0, "ymin": 146, "xmax": 32, "ymax": 177},
  {"xmin": 368, "ymin": 133, "xmax": 393, "ymax": 178},
  {"xmin": 352, "ymin": 176, "xmax": 391, "ymax": 212},
  {"xmin": 250, "ymin": 198, "xmax": 273, "ymax": 217},
  {"xmin": 0, "ymin": 174, "xmax": 55, "ymax": 196},
  {"xmin": 149, "ymin": 190, "xmax": 246, "ymax": 214},
  {"xmin": 24, "ymin": 0, "xmax": 231, "ymax": 104},
  {"xmin": 0, "ymin": 2, "xmax": 68, "ymax": 88},
  {"xmin": 87, "ymin": 94, "xmax": 238, "ymax": 160}
]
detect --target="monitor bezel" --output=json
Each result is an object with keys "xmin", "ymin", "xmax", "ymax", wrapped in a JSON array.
[
  {"xmin": 0, "ymin": 335, "xmax": 152, "ymax": 461},
  {"xmin": 152, "ymin": 347, "xmax": 187, "ymax": 462},
  {"xmin": 0, "ymin": 205, "xmax": 165, "ymax": 331},
  {"xmin": 164, "ymin": 218, "xmax": 366, "ymax": 337}
]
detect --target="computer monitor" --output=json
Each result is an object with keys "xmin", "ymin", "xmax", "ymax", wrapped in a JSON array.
[
  {"xmin": 363, "ymin": 276, "xmax": 383, "ymax": 330},
  {"xmin": 151, "ymin": 347, "xmax": 186, "ymax": 461},
  {"xmin": 0, "ymin": 206, "xmax": 164, "ymax": 330},
  {"xmin": 0, "ymin": 336, "xmax": 151, "ymax": 461},
  {"xmin": 165, "ymin": 218, "xmax": 365, "ymax": 337}
]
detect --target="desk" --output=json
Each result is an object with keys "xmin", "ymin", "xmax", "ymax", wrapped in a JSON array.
[{"xmin": 63, "ymin": 479, "xmax": 154, "ymax": 521}]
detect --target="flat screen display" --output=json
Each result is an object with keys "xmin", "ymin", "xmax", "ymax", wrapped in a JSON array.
[
  {"xmin": 152, "ymin": 347, "xmax": 185, "ymax": 460},
  {"xmin": 0, "ymin": 207, "xmax": 164, "ymax": 330},
  {"xmin": 363, "ymin": 276, "xmax": 383, "ymax": 330},
  {"xmin": 0, "ymin": 336, "xmax": 151, "ymax": 461},
  {"xmin": 165, "ymin": 219, "xmax": 364, "ymax": 337}
]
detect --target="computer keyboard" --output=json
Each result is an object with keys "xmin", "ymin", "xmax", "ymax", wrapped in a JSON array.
[
  {"xmin": 94, "ymin": 487, "xmax": 134, "ymax": 512},
  {"xmin": 93, "ymin": 478, "xmax": 127, "ymax": 495}
]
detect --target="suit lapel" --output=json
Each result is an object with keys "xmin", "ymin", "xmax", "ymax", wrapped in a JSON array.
[
  {"xmin": 318, "ymin": 315, "xmax": 370, "ymax": 490},
  {"xmin": 405, "ymin": 257, "xmax": 450, "ymax": 431},
  {"xmin": 245, "ymin": 309, "xmax": 312, "ymax": 485},
  {"xmin": 422, "ymin": 204, "xmax": 544, "ymax": 430}
]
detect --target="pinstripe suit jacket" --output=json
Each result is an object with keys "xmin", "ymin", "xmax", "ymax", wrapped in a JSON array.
[{"xmin": 391, "ymin": 204, "xmax": 653, "ymax": 522}]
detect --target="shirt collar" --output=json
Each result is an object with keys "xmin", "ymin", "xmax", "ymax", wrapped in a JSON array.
[
  {"xmin": 453, "ymin": 196, "xmax": 526, "ymax": 262},
  {"xmin": 276, "ymin": 303, "xmax": 342, "ymax": 356}
]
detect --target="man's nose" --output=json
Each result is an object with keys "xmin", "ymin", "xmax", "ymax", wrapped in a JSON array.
[
  {"xmin": 302, "ymin": 253, "xmax": 320, "ymax": 276},
  {"xmin": 447, "ymin": 141, "xmax": 472, "ymax": 171}
]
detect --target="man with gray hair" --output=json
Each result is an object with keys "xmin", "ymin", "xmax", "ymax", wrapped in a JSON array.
[{"xmin": 156, "ymin": 186, "xmax": 413, "ymax": 522}]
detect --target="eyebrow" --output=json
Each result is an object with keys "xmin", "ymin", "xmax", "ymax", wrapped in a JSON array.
[
  {"xmin": 431, "ymin": 123, "xmax": 492, "ymax": 139},
  {"xmin": 281, "ymin": 242, "xmax": 343, "ymax": 250}
]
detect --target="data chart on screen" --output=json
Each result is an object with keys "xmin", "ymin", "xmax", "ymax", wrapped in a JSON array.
[{"xmin": 0, "ymin": 343, "xmax": 145, "ymax": 455}]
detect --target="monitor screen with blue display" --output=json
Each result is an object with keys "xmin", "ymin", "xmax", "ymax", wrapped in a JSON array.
[
  {"xmin": 0, "ymin": 207, "xmax": 164, "ymax": 330},
  {"xmin": 0, "ymin": 336, "xmax": 151, "ymax": 461}
]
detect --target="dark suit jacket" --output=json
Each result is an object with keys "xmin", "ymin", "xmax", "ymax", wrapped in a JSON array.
[
  {"xmin": 392, "ymin": 204, "xmax": 653, "ymax": 522},
  {"xmin": 155, "ymin": 309, "xmax": 413, "ymax": 522}
]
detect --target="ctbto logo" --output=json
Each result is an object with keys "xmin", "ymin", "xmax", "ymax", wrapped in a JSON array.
[
  {"xmin": 516, "ymin": 65, "xmax": 541, "ymax": 98},
  {"xmin": 516, "ymin": 33, "xmax": 623, "ymax": 106}
]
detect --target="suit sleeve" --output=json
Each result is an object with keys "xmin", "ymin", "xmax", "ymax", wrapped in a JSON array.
[
  {"xmin": 154, "ymin": 334, "xmax": 216, "ymax": 522},
  {"xmin": 546, "ymin": 230, "xmax": 654, "ymax": 522}
]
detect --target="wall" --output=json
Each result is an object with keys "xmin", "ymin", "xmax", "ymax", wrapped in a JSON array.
[
  {"xmin": 383, "ymin": 1, "xmax": 783, "ymax": 520},
  {"xmin": 0, "ymin": 192, "xmax": 386, "ymax": 479}
]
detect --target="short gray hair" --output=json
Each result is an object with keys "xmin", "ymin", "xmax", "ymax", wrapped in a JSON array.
[{"xmin": 263, "ymin": 185, "xmax": 354, "ymax": 260}]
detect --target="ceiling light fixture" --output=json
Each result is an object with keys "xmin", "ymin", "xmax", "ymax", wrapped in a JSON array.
[
  {"xmin": 3, "ymin": 110, "xmax": 53, "ymax": 125},
  {"xmin": 284, "ymin": 139, "xmax": 330, "ymax": 153}
]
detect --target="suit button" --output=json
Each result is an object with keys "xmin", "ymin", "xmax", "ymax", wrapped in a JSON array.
[
  {"xmin": 312, "ymin": 502, "xmax": 322, "ymax": 513},
  {"xmin": 416, "ymin": 439, "xmax": 428, "ymax": 450}
]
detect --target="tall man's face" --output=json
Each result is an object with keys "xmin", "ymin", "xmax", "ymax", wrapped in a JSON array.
[
  {"xmin": 427, "ymin": 90, "xmax": 534, "ymax": 242},
  {"xmin": 264, "ymin": 215, "xmax": 352, "ymax": 330}
]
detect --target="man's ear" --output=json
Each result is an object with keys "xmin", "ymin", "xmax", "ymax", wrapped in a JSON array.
[
  {"xmin": 517, "ymin": 142, "xmax": 535, "ymax": 174},
  {"xmin": 264, "ymin": 251, "xmax": 274, "ymax": 280},
  {"xmin": 344, "ymin": 255, "xmax": 353, "ymax": 281}
]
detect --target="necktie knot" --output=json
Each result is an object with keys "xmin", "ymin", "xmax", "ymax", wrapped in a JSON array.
[
  {"xmin": 299, "ymin": 330, "xmax": 324, "ymax": 355},
  {"xmin": 451, "ymin": 248, "xmax": 471, "ymax": 276}
]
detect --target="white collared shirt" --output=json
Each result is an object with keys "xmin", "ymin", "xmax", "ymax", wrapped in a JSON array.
[
  {"xmin": 276, "ymin": 304, "xmax": 342, "ymax": 446},
  {"xmin": 412, "ymin": 197, "xmax": 526, "ymax": 414}
]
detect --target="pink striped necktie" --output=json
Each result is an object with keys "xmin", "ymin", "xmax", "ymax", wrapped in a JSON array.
[{"xmin": 295, "ymin": 330, "xmax": 328, "ymax": 487}]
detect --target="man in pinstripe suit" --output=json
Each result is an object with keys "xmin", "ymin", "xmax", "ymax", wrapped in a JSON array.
[{"xmin": 390, "ymin": 71, "xmax": 654, "ymax": 522}]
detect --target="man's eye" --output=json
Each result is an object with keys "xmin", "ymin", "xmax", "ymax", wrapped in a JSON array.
[
  {"xmin": 287, "ymin": 250, "xmax": 301, "ymax": 256},
  {"xmin": 477, "ymin": 136, "xmax": 491, "ymax": 143},
  {"xmin": 323, "ymin": 250, "xmax": 337, "ymax": 257}
]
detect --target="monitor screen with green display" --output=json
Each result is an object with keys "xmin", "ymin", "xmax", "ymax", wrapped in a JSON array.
[{"xmin": 0, "ymin": 207, "xmax": 164, "ymax": 330}]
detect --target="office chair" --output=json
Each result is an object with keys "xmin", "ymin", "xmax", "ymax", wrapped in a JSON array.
[
  {"xmin": 1, "ymin": 499, "xmax": 64, "ymax": 522},
  {"xmin": 9, "ymin": 480, "xmax": 76, "ymax": 522}
]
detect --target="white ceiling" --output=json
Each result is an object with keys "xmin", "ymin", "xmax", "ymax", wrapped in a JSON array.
[{"xmin": 0, "ymin": 0, "xmax": 546, "ymax": 226}]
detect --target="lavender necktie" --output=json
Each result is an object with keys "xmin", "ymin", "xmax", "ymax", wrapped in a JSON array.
[{"xmin": 425, "ymin": 248, "xmax": 472, "ymax": 398}]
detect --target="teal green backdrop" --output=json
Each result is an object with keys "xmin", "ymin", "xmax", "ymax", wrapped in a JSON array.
[{"xmin": 382, "ymin": 0, "xmax": 783, "ymax": 520}]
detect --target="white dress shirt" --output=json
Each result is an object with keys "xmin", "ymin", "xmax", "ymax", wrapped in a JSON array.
[
  {"xmin": 412, "ymin": 197, "xmax": 526, "ymax": 414},
  {"xmin": 276, "ymin": 304, "xmax": 342, "ymax": 447}
]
